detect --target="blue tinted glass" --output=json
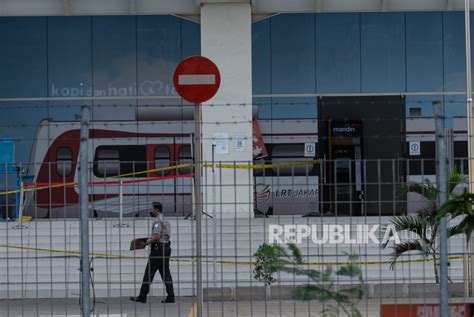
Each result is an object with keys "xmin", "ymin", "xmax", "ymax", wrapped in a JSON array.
[
  {"xmin": 443, "ymin": 12, "xmax": 466, "ymax": 92},
  {"xmin": 316, "ymin": 13, "xmax": 360, "ymax": 93},
  {"xmin": 270, "ymin": 14, "xmax": 316, "ymax": 93},
  {"xmin": 253, "ymin": 97, "xmax": 272, "ymax": 119},
  {"xmin": 270, "ymin": 97, "xmax": 317, "ymax": 119},
  {"xmin": 444, "ymin": 95, "xmax": 466, "ymax": 121},
  {"xmin": 137, "ymin": 16, "xmax": 181, "ymax": 97},
  {"xmin": 405, "ymin": 95, "xmax": 436, "ymax": 118},
  {"xmin": 0, "ymin": 18, "xmax": 47, "ymax": 97},
  {"xmin": 360, "ymin": 13, "xmax": 406, "ymax": 92},
  {"xmin": 0, "ymin": 139, "xmax": 14, "ymax": 165},
  {"xmin": 48, "ymin": 17, "xmax": 92, "ymax": 98},
  {"xmin": 0, "ymin": 102, "xmax": 48, "ymax": 163},
  {"xmin": 181, "ymin": 19, "xmax": 200, "ymax": 58},
  {"xmin": 92, "ymin": 16, "xmax": 137, "ymax": 97},
  {"xmin": 406, "ymin": 13, "xmax": 443, "ymax": 92},
  {"xmin": 252, "ymin": 19, "xmax": 271, "ymax": 94},
  {"xmin": 405, "ymin": 95, "xmax": 465, "ymax": 129},
  {"xmin": 92, "ymin": 100, "xmax": 137, "ymax": 121}
]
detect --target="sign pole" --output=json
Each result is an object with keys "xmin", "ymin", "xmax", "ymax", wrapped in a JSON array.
[
  {"xmin": 173, "ymin": 56, "xmax": 220, "ymax": 316},
  {"xmin": 194, "ymin": 102, "xmax": 203, "ymax": 317}
]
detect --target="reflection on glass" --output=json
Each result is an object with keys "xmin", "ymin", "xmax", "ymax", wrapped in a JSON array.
[
  {"xmin": 48, "ymin": 17, "xmax": 92, "ymax": 98},
  {"xmin": 360, "ymin": 13, "xmax": 405, "ymax": 92},
  {"xmin": 137, "ymin": 16, "xmax": 181, "ymax": 97}
]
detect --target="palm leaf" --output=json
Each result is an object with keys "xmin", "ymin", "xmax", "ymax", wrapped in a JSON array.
[
  {"xmin": 447, "ymin": 222, "xmax": 465, "ymax": 238},
  {"xmin": 448, "ymin": 170, "xmax": 468, "ymax": 195},
  {"xmin": 400, "ymin": 180, "xmax": 438, "ymax": 202},
  {"xmin": 388, "ymin": 240, "xmax": 428, "ymax": 269},
  {"xmin": 381, "ymin": 215, "xmax": 427, "ymax": 248},
  {"xmin": 437, "ymin": 191, "xmax": 474, "ymax": 220},
  {"xmin": 452, "ymin": 216, "xmax": 474, "ymax": 242}
]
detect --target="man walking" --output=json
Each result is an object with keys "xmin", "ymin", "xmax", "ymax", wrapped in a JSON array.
[{"xmin": 130, "ymin": 202, "xmax": 175, "ymax": 303}]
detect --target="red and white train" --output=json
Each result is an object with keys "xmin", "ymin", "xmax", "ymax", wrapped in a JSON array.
[{"xmin": 24, "ymin": 114, "xmax": 319, "ymax": 218}]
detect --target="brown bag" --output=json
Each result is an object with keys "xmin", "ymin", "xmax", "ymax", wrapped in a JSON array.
[{"xmin": 130, "ymin": 238, "xmax": 147, "ymax": 251}]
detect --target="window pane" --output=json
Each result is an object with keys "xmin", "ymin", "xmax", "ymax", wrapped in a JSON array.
[
  {"xmin": 92, "ymin": 16, "xmax": 136, "ymax": 97},
  {"xmin": 406, "ymin": 12, "xmax": 443, "ymax": 92},
  {"xmin": 178, "ymin": 145, "xmax": 193, "ymax": 174},
  {"xmin": 361, "ymin": 13, "xmax": 405, "ymax": 92},
  {"xmin": 56, "ymin": 147, "xmax": 72, "ymax": 177},
  {"xmin": 137, "ymin": 16, "xmax": 181, "ymax": 97},
  {"xmin": 97, "ymin": 161, "xmax": 120, "ymax": 177},
  {"xmin": 95, "ymin": 148, "xmax": 119, "ymax": 177},
  {"xmin": 0, "ymin": 17, "xmax": 47, "ymax": 97},
  {"xmin": 181, "ymin": 19, "xmax": 200, "ymax": 59},
  {"xmin": 316, "ymin": 13, "xmax": 361, "ymax": 93},
  {"xmin": 48, "ymin": 17, "xmax": 92, "ymax": 98},
  {"xmin": 98, "ymin": 148, "xmax": 119, "ymax": 159},
  {"xmin": 443, "ymin": 12, "xmax": 467, "ymax": 92},
  {"xmin": 270, "ymin": 14, "xmax": 316, "ymax": 93},
  {"xmin": 252, "ymin": 18, "xmax": 271, "ymax": 94},
  {"xmin": 154, "ymin": 146, "xmax": 170, "ymax": 175}
]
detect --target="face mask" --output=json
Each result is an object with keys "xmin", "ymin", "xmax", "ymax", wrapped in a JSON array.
[{"xmin": 150, "ymin": 211, "xmax": 155, "ymax": 217}]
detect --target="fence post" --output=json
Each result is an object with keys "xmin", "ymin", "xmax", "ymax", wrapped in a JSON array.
[
  {"xmin": 12, "ymin": 181, "xmax": 27, "ymax": 229},
  {"xmin": 465, "ymin": 0, "xmax": 474, "ymax": 297},
  {"xmin": 434, "ymin": 100, "xmax": 448, "ymax": 317},
  {"xmin": 114, "ymin": 180, "xmax": 129, "ymax": 228},
  {"xmin": 79, "ymin": 105, "xmax": 91, "ymax": 317}
]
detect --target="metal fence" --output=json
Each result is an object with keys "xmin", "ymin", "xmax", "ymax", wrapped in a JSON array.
[{"xmin": 1, "ymin": 155, "xmax": 473, "ymax": 317}]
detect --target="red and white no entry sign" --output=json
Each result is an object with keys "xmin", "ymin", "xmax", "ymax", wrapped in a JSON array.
[{"xmin": 173, "ymin": 56, "xmax": 221, "ymax": 104}]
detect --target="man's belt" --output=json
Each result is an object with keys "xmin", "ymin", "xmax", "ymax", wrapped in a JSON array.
[{"xmin": 151, "ymin": 241, "xmax": 171, "ymax": 248}]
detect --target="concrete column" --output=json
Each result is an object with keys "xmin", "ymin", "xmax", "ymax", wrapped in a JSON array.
[{"xmin": 200, "ymin": 2, "xmax": 253, "ymax": 217}]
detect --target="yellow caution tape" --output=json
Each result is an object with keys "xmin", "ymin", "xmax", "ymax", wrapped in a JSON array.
[
  {"xmin": 16, "ymin": 216, "xmax": 32, "ymax": 222},
  {"xmin": 0, "ymin": 243, "xmax": 463, "ymax": 266},
  {"xmin": 0, "ymin": 160, "xmax": 321, "ymax": 196}
]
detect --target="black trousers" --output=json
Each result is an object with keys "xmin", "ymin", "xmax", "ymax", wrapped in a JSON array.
[{"xmin": 139, "ymin": 242, "xmax": 174, "ymax": 298}]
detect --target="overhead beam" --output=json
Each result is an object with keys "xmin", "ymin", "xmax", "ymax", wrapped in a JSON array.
[
  {"xmin": 447, "ymin": 0, "xmax": 454, "ymax": 10},
  {"xmin": 0, "ymin": 0, "xmax": 470, "ymax": 16},
  {"xmin": 315, "ymin": 0, "xmax": 323, "ymax": 12},
  {"xmin": 63, "ymin": 0, "xmax": 71, "ymax": 15},
  {"xmin": 129, "ymin": 0, "xmax": 136, "ymax": 15}
]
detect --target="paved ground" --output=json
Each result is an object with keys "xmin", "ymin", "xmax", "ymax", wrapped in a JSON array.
[
  {"xmin": 0, "ymin": 297, "xmax": 465, "ymax": 317},
  {"xmin": 0, "ymin": 297, "xmax": 194, "ymax": 317}
]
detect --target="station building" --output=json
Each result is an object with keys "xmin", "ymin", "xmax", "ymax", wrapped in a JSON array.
[{"xmin": 0, "ymin": 1, "xmax": 472, "ymax": 217}]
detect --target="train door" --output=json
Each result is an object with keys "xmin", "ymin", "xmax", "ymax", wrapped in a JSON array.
[
  {"xmin": 146, "ymin": 139, "xmax": 193, "ymax": 217},
  {"xmin": 146, "ymin": 143, "xmax": 178, "ymax": 216},
  {"xmin": 173, "ymin": 142, "xmax": 193, "ymax": 216},
  {"xmin": 329, "ymin": 120, "xmax": 363, "ymax": 216}
]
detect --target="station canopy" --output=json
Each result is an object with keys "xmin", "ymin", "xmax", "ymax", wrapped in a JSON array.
[{"xmin": 0, "ymin": 0, "xmax": 472, "ymax": 18}]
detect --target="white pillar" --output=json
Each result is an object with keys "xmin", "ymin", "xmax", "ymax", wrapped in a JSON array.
[{"xmin": 200, "ymin": 2, "xmax": 253, "ymax": 217}]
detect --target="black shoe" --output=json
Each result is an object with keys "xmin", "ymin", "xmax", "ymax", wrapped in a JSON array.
[
  {"xmin": 161, "ymin": 296, "xmax": 175, "ymax": 303},
  {"xmin": 130, "ymin": 296, "xmax": 146, "ymax": 303}
]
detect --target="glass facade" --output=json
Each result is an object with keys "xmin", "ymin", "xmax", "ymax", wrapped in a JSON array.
[
  {"xmin": 0, "ymin": 12, "xmax": 472, "ymax": 161},
  {"xmin": 251, "ymin": 11, "xmax": 470, "ymax": 119}
]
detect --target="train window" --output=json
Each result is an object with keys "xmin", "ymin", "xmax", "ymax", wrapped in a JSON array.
[
  {"xmin": 56, "ymin": 147, "xmax": 72, "ymax": 177},
  {"xmin": 178, "ymin": 145, "xmax": 193, "ymax": 174},
  {"xmin": 95, "ymin": 148, "xmax": 120, "ymax": 177},
  {"xmin": 155, "ymin": 146, "xmax": 170, "ymax": 176},
  {"xmin": 94, "ymin": 146, "xmax": 148, "ymax": 178},
  {"xmin": 271, "ymin": 144, "xmax": 313, "ymax": 176}
]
